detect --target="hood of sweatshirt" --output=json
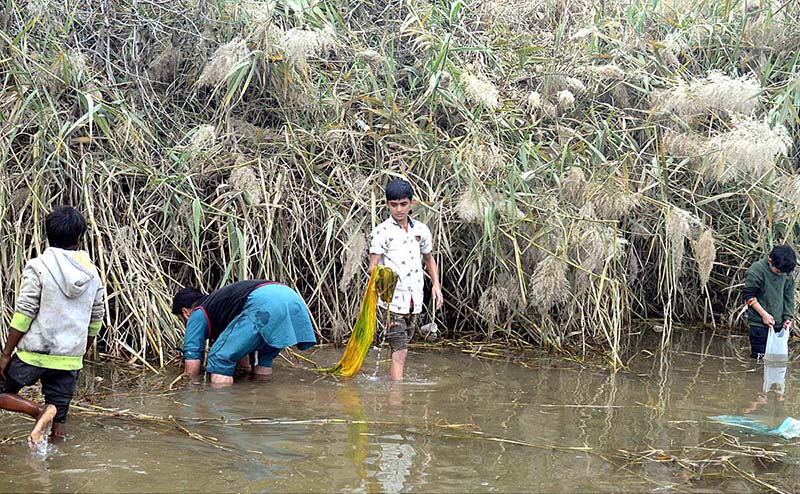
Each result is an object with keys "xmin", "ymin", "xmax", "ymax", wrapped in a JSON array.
[{"xmin": 39, "ymin": 247, "xmax": 97, "ymax": 299}]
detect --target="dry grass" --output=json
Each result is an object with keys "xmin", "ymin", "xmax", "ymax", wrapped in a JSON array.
[{"xmin": 1, "ymin": 0, "xmax": 799, "ymax": 366}]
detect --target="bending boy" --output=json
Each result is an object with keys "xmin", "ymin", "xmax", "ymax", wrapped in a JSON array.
[
  {"xmin": 172, "ymin": 281, "xmax": 317, "ymax": 385},
  {"xmin": 743, "ymin": 244, "xmax": 796, "ymax": 359},
  {"xmin": 369, "ymin": 179, "xmax": 443, "ymax": 381},
  {"xmin": 0, "ymin": 206, "xmax": 105, "ymax": 444}
]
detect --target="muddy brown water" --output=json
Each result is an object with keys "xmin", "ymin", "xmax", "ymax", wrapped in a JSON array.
[{"xmin": 2, "ymin": 329, "xmax": 800, "ymax": 493}]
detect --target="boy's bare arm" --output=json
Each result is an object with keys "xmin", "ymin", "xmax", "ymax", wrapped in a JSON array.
[
  {"xmin": 423, "ymin": 253, "xmax": 444, "ymax": 309},
  {"xmin": 368, "ymin": 254, "xmax": 381, "ymax": 274},
  {"xmin": 748, "ymin": 298, "xmax": 775, "ymax": 327},
  {"xmin": 0, "ymin": 329, "xmax": 25, "ymax": 379}
]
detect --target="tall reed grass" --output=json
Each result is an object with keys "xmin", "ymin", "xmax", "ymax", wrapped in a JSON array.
[{"xmin": 1, "ymin": 0, "xmax": 798, "ymax": 368}]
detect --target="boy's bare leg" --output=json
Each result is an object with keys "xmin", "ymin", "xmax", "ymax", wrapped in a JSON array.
[
  {"xmin": 210, "ymin": 373, "xmax": 234, "ymax": 387},
  {"xmin": 236, "ymin": 355, "xmax": 252, "ymax": 373},
  {"xmin": 0, "ymin": 394, "xmax": 57, "ymax": 444},
  {"xmin": 390, "ymin": 349, "xmax": 407, "ymax": 381},
  {"xmin": 252, "ymin": 366, "xmax": 272, "ymax": 380},
  {"xmin": 30, "ymin": 405, "xmax": 57, "ymax": 445},
  {"xmin": 50, "ymin": 421, "xmax": 66, "ymax": 441}
]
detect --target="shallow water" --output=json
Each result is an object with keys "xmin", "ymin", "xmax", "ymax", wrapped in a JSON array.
[{"xmin": 2, "ymin": 329, "xmax": 800, "ymax": 493}]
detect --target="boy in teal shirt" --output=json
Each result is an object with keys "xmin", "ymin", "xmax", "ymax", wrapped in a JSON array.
[{"xmin": 743, "ymin": 245, "xmax": 796, "ymax": 359}]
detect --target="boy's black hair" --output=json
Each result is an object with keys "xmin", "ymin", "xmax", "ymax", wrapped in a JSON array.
[
  {"xmin": 770, "ymin": 245, "xmax": 797, "ymax": 274},
  {"xmin": 172, "ymin": 287, "xmax": 206, "ymax": 314},
  {"xmin": 46, "ymin": 206, "xmax": 87, "ymax": 249},
  {"xmin": 385, "ymin": 179, "xmax": 414, "ymax": 201}
]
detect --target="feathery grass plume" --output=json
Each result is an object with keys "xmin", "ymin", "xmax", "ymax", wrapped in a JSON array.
[
  {"xmin": 743, "ymin": 0, "xmax": 788, "ymax": 47},
  {"xmin": 657, "ymin": 0, "xmax": 702, "ymax": 15},
  {"xmin": 439, "ymin": 71, "xmax": 453, "ymax": 89},
  {"xmin": 562, "ymin": 167, "xmax": 588, "ymax": 207},
  {"xmin": 61, "ymin": 50, "xmax": 90, "ymax": 87},
  {"xmin": 652, "ymin": 71, "xmax": 761, "ymax": 119},
  {"xmin": 666, "ymin": 207, "xmax": 694, "ymax": 277},
  {"xmin": 461, "ymin": 72, "xmax": 500, "ymax": 109},
  {"xmin": 252, "ymin": 23, "xmax": 284, "ymax": 54},
  {"xmin": 548, "ymin": 75, "xmax": 586, "ymax": 95},
  {"xmin": 463, "ymin": 141, "xmax": 505, "ymax": 174},
  {"xmin": 528, "ymin": 256, "xmax": 570, "ymax": 313},
  {"xmin": 357, "ymin": 49, "xmax": 384, "ymax": 66},
  {"xmin": 240, "ymin": 0, "xmax": 273, "ymax": 24},
  {"xmin": 777, "ymin": 175, "xmax": 800, "ymax": 209},
  {"xmin": 478, "ymin": 275, "xmax": 519, "ymax": 333},
  {"xmin": 691, "ymin": 228, "xmax": 716, "ymax": 287},
  {"xmin": 147, "ymin": 45, "xmax": 182, "ymax": 84},
  {"xmin": 663, "ymin": 129, "xmax": 706, "ymax": 161},
  {"xmin": 702, "ymin": 116, "xmax": 792, "ymax": 182},
  {"xmin": 229, "ymin": 163, "xmax": 262, "ymax": 204},
  {"xmin": 188, "ymin": 124, "xmax": 217, "ymax": 152},
  {"xmin": 585, "ymin": 64, "xmax": 625, "ymax": 80},
  {"xmin": 339, "ymin": 231, "xmax": 367, "ymax": 292},
  {"xmin": 455, "ymin": 190, "xmax": 488, "ymax": 224},
  {"xmin": 556, "ymin": 90, "xmax": 575, "ymax": 112},
  {"xmin": 282, "ymin": 26, "xmax": 338, "ymax": 69},
  {"xmin": 588, "ymin": 180, "xmax": 638, "ymax": 220},
  {"xmin": 659, "ymin": 31, "xmax": 686, "ymax": 67},
  {"xmin": 197, "ymin": 38, "xmax": 249, "ymax": 87},
  {"xmin": 113, "ymin": 225, "xmax": 137, "ymax": 253},
  {"xmin": 526, "ymin": 91, "xmax": 542, "ymax": 112}
]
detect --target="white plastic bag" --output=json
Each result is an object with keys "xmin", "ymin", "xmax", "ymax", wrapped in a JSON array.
[
  {"xmin": 763, "ymin": 363, "xmax": 787, "ymax": 394},
  {"xmin": 764, "ymin": 327, "xmax": 789, "ymax": 363}
]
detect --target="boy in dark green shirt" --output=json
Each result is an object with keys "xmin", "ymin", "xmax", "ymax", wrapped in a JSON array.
[{"xmin": 743, "ymin": 245, "xmax": 796, "ymax": 359}]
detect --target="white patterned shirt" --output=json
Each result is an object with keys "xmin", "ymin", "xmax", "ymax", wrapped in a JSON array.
[{"xmin": 369, "ymin": 216, "xmax": 433, "ymax": 314}]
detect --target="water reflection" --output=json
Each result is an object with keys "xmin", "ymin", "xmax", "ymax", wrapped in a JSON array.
[{"xmin": 2, "ymin": 332, "xmax": 800, "ymax": 493}]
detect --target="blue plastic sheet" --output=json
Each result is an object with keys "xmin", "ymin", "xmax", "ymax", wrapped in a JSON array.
[{"xmin": 709, "ymin": 415, "xmax": 800, "ymax": 439}]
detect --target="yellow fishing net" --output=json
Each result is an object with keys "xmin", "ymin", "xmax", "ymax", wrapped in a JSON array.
[{"xmin": 320, "ymin": 266, "xmax": 398, "ymax": 377}]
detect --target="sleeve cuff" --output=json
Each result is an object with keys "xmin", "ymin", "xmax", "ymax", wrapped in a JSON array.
[
  {"xmin": 88, "ymin": 321, "xmax": 102, "ymax": 337},
  {"xmin": 10, "ymin": 312, "xmax": 33, "ymax": 332}
]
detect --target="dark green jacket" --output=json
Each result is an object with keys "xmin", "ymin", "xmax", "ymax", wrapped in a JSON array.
[{"xmin": 743, "ymin": 257, "xmax": 796, "ymax": 328}]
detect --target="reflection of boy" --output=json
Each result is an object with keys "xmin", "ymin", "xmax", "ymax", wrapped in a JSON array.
[
  {"xmin": 368, "ymin": 179, "xmax": 443, "ymax": 381},
  {"xmin": 743, "ymin": 245, "xmax": 796, "ymax": 359}
]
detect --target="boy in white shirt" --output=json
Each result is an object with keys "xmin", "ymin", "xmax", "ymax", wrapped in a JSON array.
[{"xmin": 368, "ymin": 179, "xmax": 443, "ymax": 381}]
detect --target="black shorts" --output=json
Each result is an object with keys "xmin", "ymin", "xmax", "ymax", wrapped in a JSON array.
[
  {"xmin": 380, "ymin": 312, "xmax": 418, "ymax": 353},
  {"xmin": 0, "ymin": 355, "xmax": 79, "ymax": 422}
]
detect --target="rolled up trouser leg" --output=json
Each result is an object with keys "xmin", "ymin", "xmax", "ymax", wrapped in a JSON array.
[{"xmin": 206, "ymin": 311, "xmax": 262, "ymax": 377}]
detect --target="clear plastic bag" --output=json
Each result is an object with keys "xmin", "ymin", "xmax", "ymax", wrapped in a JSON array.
[
  {"xmin": 763, "ymin": 363, "xmax": 787, "ymax": 394},
  {"xmin": 764, "ymin": 327, "xmax": 789, "ymax": 363}
]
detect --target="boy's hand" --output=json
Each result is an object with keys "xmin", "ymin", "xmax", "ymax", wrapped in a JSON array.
[
  {"xmin": 783, "ymin": 320, "xmax": 793, "ymax": 332},
  {"xmin": 762, "ymin": 313, "xmax": 775, "ymax": 327},
  {"xmin": 0, "ymin": 353, "xmax": 10, "ymax": 382},
  {"xmin": 432, "ymin": 284, "xmax": 444, "ymax": 309}
]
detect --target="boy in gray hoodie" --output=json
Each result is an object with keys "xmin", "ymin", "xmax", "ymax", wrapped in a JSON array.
[{"xmin": 0, "ymin": 206, "xmax": 105, "ymax": 445}]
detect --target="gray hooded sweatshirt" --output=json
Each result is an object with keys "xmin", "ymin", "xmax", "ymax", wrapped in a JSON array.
[{"xmin": 11, "ymin": 247, "xmax": 105, "ymax": 371}]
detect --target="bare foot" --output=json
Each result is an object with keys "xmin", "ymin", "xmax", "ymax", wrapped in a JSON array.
[{"xmin": 28, "ymin": 405, "xmax": 56, "ymax": 446}]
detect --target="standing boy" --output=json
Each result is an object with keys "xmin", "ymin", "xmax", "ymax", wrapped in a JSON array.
[
  {"xmin": 369, "ymin": 179, "xmax": 443, "ymax": 381},
  {"xmin": 0, "ymin": 206, "xmax": 105, "ymax": 444},
  {"xmin": 743, "ymin": 244, "xmax": 796, "ymax": 359}
]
